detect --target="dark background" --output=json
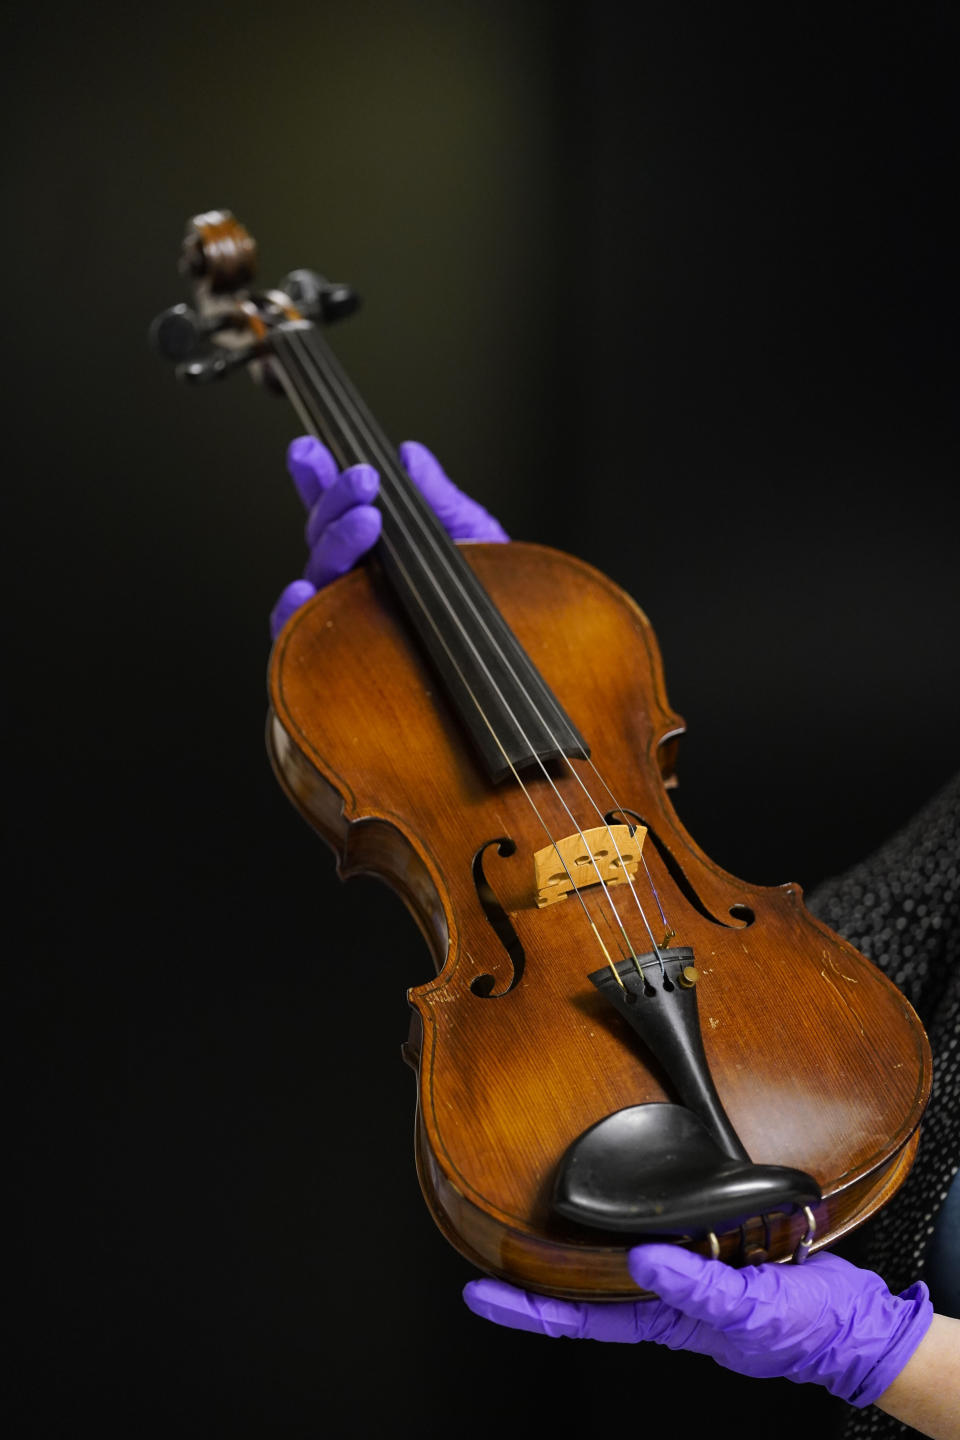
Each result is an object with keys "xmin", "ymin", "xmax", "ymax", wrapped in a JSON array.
[{"xmin": 7, "ymin": 2, "xmax": 958, "ymax": 1436}]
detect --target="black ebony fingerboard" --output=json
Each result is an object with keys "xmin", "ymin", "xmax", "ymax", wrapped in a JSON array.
[{"xmin": 270, "ymin": 322, "xmax": 589, "ymax": 782}]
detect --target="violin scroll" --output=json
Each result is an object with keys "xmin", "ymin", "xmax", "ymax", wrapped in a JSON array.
[{"xmin": 180, "ymin": 209, "xmax": 258, "ymax": 292}]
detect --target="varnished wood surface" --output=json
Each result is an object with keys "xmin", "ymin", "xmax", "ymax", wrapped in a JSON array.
[{"xmin": 268, "ymin": 541, "xmax": 932, "ymax": 1298}]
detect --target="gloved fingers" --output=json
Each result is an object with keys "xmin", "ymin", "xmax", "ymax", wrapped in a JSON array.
[
  {"xmin": 305, "ymin": 505, "xmax": 383, "ymax": 588},
  {"xmin": 270, "ymin": 578, "xmax": 317, "ymax": 640},
  {"xmin": 287, "ymin": 435, "xmax": 339, "ymax": 509},
  {"xmin": 305, "ymin": 464, "xmax": 380, "ymax": 547},
  {"xmin": 628, "ymin": 1245, "xmax": 867, "ymax": 1340},
  {"xmin": 399, "ymin": 440, "xmax": 509, "ymax": 542},
  {"xmin": 288, "ymin": 436, "xmax": 508, "ymax": 542},
  {"xmin": 626, "ymin": 1244, "xmax": 776, "ymax": 1332},
  {"xmin": 465, "ymin": 1248, "xmax": 941, "ymax": 1399},
  {"xmin": 462, "ymin": 1278, "xmax": 675, "ymax": 1343}
]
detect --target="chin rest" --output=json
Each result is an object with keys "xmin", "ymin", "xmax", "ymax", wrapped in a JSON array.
[{"xmin": 553, "ymin": 1102, "xmax": 821, "ymax": 1236}]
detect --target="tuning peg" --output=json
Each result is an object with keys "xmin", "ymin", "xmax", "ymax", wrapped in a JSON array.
[
  {"xmin": 150, "ymin": 303, "xmax": 231, "ymax": 362},
  {"xmin": 279, "ymin": 270, "xmax": 361, "ymax": 323}
]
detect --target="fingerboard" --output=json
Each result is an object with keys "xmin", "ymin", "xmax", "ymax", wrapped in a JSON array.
[{"xmin": 269, "ymin": 322, "xmax": 589, "ymax": 783}]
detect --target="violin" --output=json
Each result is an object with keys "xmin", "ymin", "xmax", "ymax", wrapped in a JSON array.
[{"xmin": 152, "ymin": 211, "xmax": 932, "ymax": 1301}]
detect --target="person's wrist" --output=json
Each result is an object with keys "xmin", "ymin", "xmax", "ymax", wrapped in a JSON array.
[{"xmin": 847, "ymin": 1281, "xmax": 934, "ymax": 1408}]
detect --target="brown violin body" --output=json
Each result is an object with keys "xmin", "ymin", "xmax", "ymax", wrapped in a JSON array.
[{"xmin": 268, "ymin": 540, "xmax": 932, "ymax": 1300}]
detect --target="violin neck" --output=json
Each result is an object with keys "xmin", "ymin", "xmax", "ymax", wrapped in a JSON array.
[{"xmin": 268, "ymin": 322, "xmax": 589, "ymax": 783}]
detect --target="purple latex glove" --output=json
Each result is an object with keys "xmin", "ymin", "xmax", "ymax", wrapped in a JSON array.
[
  {"xmin": 463, "ymin": 1246, "xmax": 933, "ymax": 1409},
  {"xmin": 270, "ymin": 436, "xmax": 508, "ymax": 638}
]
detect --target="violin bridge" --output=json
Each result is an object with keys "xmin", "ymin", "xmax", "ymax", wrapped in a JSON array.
[{"xmin": 534, "ymin": 824, "xmax": 645, "ymax": 908}]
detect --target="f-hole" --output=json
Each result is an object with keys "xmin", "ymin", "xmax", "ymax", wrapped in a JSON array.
[
  {"xmin": 605, "ymin": 809, "xmax": 755, "ymax": 929},
  {"xmin": 470, "ymin": 838, "xmax": 526, "ymax": 996}
]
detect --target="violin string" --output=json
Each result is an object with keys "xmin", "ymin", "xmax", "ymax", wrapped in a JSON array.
[
  {"xmin": 275, "ymin": 325, "xmax": 671, "ymax": 971},
  {"xmin": 283, "ymin": 327, "xmax": 670, "ymax": 955},
  {"xmin": 272, "ymin": 340, "xmax": 635, "ymax": 984},
  {"xmin": 280, "ymin": 324, "xmax": 672, "ymax": 971},
  {"xmin": 271, "ymin": 340, "xmax": 629, "ymax": 983},
  {"xmin": 308, "ymin": 353, "xmax": 674, "ymax": 966},
  {"xmin": 582, "ymin": 763, "xmax": 674, "ymax": 944}
]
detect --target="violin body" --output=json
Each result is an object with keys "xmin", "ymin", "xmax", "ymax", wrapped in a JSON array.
[{"xmin": 268, "ymin": 540, "xmax": 932, "ymax": 1300}]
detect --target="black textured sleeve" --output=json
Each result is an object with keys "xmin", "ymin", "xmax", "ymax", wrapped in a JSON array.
[{"xmin": 806, "ymin": 771, "xmax": 960, "ymax": 1440}]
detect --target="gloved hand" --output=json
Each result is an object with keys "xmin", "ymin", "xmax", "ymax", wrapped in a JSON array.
[
  {"xmin": 270, "ymin": 436, "xmax": 509, "ymax": 639},
  {"xmin": 463, "ymin": 1246, "xmax": 933, "ymax": 1409}
]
